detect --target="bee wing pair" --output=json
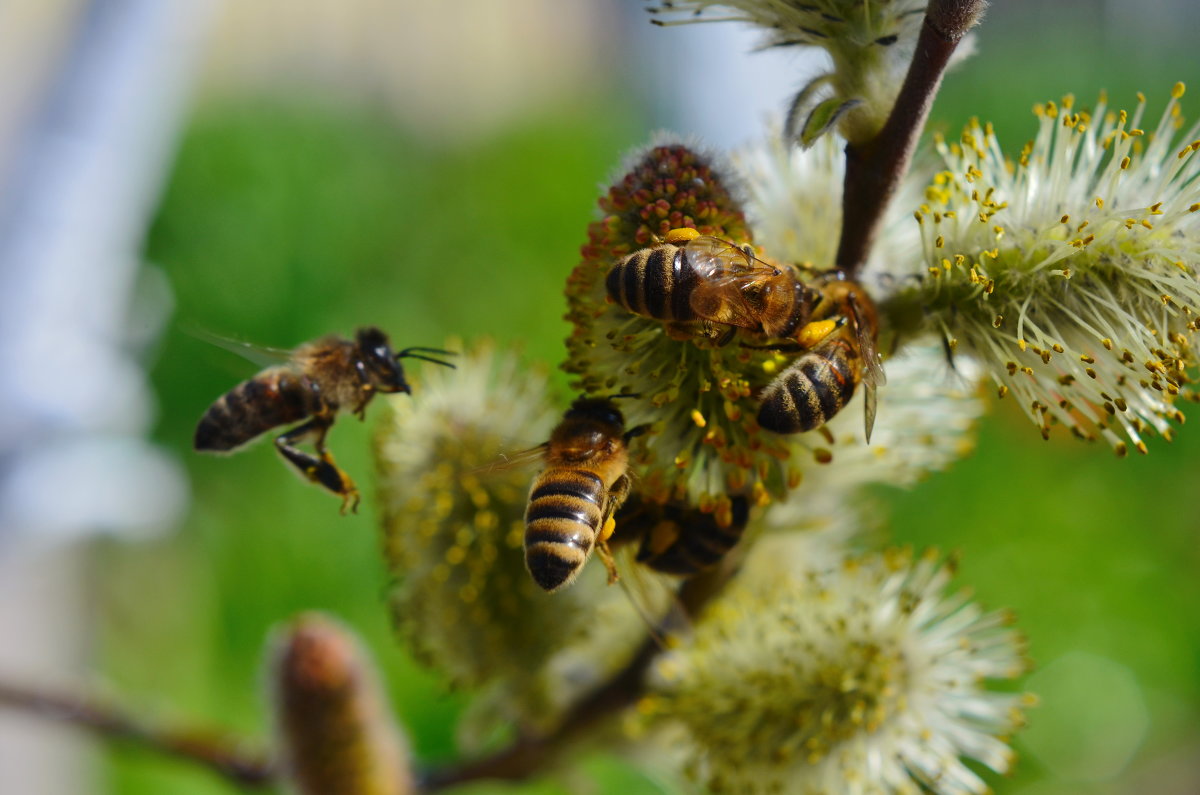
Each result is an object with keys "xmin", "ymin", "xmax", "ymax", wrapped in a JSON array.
[
  {"xmin": 685, "ymin": 236, "xmax": 790, "ymax": 330},
  {"xmin": 187, "ymin": 325, "xmax": 295, "ymax": 368},
  {"xmin": 845, "ymin": 291, "xmax": 886, "ymax": 443}
]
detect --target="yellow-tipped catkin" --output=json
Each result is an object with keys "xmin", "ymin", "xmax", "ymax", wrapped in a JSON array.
[
  {"xmin": 892, "ymin": 88, "xmax": 1200, "ymax": 454},
  {"xmin": 650, "ymin": 546, "xmax": 1030, "ymax": 794}
]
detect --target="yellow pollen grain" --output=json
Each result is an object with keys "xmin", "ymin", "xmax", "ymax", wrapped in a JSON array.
[
  {"xmin": 935, "ymin": 235, "xmax": 944, "ymax": 248},
  {"xmin": 1120, "ymin": 156, "xmax": 1131, "ymax": 169},
  {"xmin": 1095, "ymin": 197, "xmax": 1105, "ymax": 208},
  {"xmin": 690, "ymin": 409, "xmax": 706, "ymax": 428},
  {"xmin": 1174, "ymin": 81, "xmax": 1187, "ymax": 98},
  {"xmin": 997, "ymin": 385, "xmax": 1009, "ymax": 398}
]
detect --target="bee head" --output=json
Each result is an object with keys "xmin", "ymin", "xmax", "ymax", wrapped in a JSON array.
[
  {"xmin": 565, "ymin": 396, "xmax": 629, "ymax": 429},
  {"xmin": 355, "ymin": 327, "xmax": 410, "ymax": 393}
]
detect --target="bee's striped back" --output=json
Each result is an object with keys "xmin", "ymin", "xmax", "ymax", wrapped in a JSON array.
[
  {"xmin": 524, "ymin": 468, "xmax": 607, "ymax": 592},
  {"xmin": 634, "ymin": 497, "xmax": 750, "ymax": 575},
  {"xmin": 194, "ymin": 368, "xmax": 319, "ymax": 452},
  {"xmin": 757, "ymin": 338, "xmax": 860, "ymax": 434},
  {"xmin": 605, "ymin": 244, "xmax": 700, "ymax": 323}
]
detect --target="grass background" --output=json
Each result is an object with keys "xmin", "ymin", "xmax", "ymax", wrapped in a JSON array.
[{"xmin": 97, "ymin": 9, "xmax": 1200, "ymax": 795}]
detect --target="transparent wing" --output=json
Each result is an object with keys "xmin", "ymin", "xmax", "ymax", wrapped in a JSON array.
[
  {"xmin": 683, "ymin": 236, "xmax": 754, "ymax": 278},
  {"xmin": 862, "ymin": 379, "xmax": 878, "ymax": 444},
  {"xmin": 685, "ymin": 237, "xmax": 788, "ymax": 329},
  {"xmin": 472, "ymin": 444, "xmax": 547, "ymax": 476},
  {"xmin": 688, "ymin": 276, "xmax": 763, "ymax": 328},
  {"xmin": 847, "ymin": 294, "xmax": 886, "ymax": 389},
  {"xmin": 185, "ymin": 325, "xmax": 293, "ymax": 368},
  {"xmin": 846, "ymin": 293, "xmax": 885, "ymax": 443}
]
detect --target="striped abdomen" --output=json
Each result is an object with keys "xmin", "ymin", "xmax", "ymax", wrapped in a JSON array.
[
  {"xmin": 634, "ymin": 496, "xmax": 750, "ymax": 575},
  {"xmin": 195, "ymin": 368, "xmax": 321, "ymax": 452},
  {"xmin": 524, "ymin": 469, "xmax": 607, "ymax": 592},
  {"xmin": 605, "ymin": 244, "xmax": 699, "ymax": 323},
  {"xmin": 757, "ymin": 338, "xmax": 861, "ymax": 434}
]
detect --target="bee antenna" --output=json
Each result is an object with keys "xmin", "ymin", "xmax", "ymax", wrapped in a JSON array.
[
  {"xmin": 607, "ymin": 392, "xmax": 641, "ymax": 401},
  {"xmin": 395, "ymin": 347, "xmax": 457, "ymax": 369}
]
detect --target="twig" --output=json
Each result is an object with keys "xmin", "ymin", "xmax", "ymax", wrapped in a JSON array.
[
  {"xmin": 421, "ymin": 572, "xmax": 727, "ymax": 791},
  {"xmin": 0, "ymin": 680, "xmax": 275, "ymax": 789},
  {"xmin": 835, "ymin": 0, "xmax": 987, "ymax": 278}
]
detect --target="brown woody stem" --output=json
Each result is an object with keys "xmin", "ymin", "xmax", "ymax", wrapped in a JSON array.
[
  {"xmin": 835, "ymin": 0, "xmax": 986, "ymax": 277},
  {"xmin": 0, "ymin": 680, "xmax": 275, "ymax": 789}
]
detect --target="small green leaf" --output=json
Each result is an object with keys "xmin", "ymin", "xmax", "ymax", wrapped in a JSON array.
[
  {"xmin": 799, "ymin": 97, "xmax": 863, "ymax": 148},
  {"xmin": 783, "ymin": 73, "xmax": 833, "ymax": 144}
]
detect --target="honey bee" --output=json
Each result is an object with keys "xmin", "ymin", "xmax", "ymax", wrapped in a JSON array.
[
  {"xmin": 194, "ymin": 327, "xmax": 454, "ymax": 512},
  {"xmin": 524, "ymin": 397, "xmax": 647, "ymax": 593},
  {"xmin": 756, "ymin": 276, "xmax": 886, "ymax": 441},
  {"xmin": 611, "ymin": 493, "xmax": 751, "ymax": 576},
  {"xmin": 606, "ymin": 227, "xmax": 818, "ymax": 342}
]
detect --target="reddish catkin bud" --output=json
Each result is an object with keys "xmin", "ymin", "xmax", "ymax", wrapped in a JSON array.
[{"xmin": 269, "ymin": 613, "xmax": 414, "ymax": 795}]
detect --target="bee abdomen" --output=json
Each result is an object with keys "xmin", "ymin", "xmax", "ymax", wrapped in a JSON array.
[
  {"xmin": 606, "ymin": 245, "xmax": 696, "ymax": 323},
  {"xmin": 757, "ymin": 343, "xmax": 857, "ymax": 434},
  {"xmin": 524, "ymin": 470, "xmax": 605, "ymax": 592},
  {"xmin": 638, "ymin": 497, "xmax": 750, "ymax": 575},
  {"xmin": 194, "ymin": 370, "xmax": 317, "ymax": 452}
]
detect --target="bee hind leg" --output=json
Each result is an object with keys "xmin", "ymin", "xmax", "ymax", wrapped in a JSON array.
[
  {"xmin": 596, "ymin": 536, "xmax": 620, "ymax": 585},
  {"xmin": 596, "ymin": 474, "xmax": 634, "ymax": 585},
  {"xmin": 274, "ymin": 418, "xmax": 360, "ymax": 513}
]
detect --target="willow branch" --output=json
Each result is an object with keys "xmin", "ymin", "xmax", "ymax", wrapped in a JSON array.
[
  {"xmin": 835, "ymin": 0, "xmax": 987, "ymax": 277},
  {"xmin": 0, "ymin": 680, "xmax": 275, "ymax": 789},
  {"xmin": 421, "ymin": 571, "xmax": 727, "ymax": 791}
]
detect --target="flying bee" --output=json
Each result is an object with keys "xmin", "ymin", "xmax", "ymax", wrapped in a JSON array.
[
  {"xmin": 611, "ymin": 493, "xmax": 751, "ymax": 577},
  {"xmin": 194, "ymin": 327, "xmax": 454, "ymax": 512},
  {"xmin": 606, "ymin": 227, "xmax": 819, "ymax": 343},
  {"xmin": 756, "ymin": 276, "xmax": 886, "ymax": 441},
  {"xmin": 524, "ymin": 396, "xmax": 648, "ymax": 593}
]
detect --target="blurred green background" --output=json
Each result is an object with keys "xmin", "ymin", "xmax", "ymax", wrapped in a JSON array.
[{"xmin": 95, "ymin": 3, "xmax": 1200, "ymax": 794}]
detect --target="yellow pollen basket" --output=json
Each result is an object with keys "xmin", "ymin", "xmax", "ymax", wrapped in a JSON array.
[
  {"xmin": 599, "ymin": 515, "xmax": 617, "ymax": 543},
  {"xmin": 796, "ymin": 318, "xmax": 840, "ymax": 348},
  {"xmin": 664, "ymin": 227, "xmax": 701, "ymax": 244}
]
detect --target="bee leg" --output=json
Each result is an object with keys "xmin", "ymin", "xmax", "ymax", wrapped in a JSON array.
[
  {"xmin": 596, "ymin": 535, "xmax": 620, "ymax": 585},
  {"xmin": 623, "ymin": 423, "xmax": 652, "ymax": 442},
  {"xmin": 596, "ymin": 474, "xmax": 634, "ymax": 585},
  {"xmin": 352, "ymin": 361, "xmax": 375, "ymax": 420},
  {"xmin": 711, "ymin": 324, "xmax": 737, "ymax": 347},
  {"xmin": 741, "ymin": 340, "xmax": 805, "ymax": 353},
  {"xmin": 274, "ymin": 418, "xmax": 360, "ymax": 513}
]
